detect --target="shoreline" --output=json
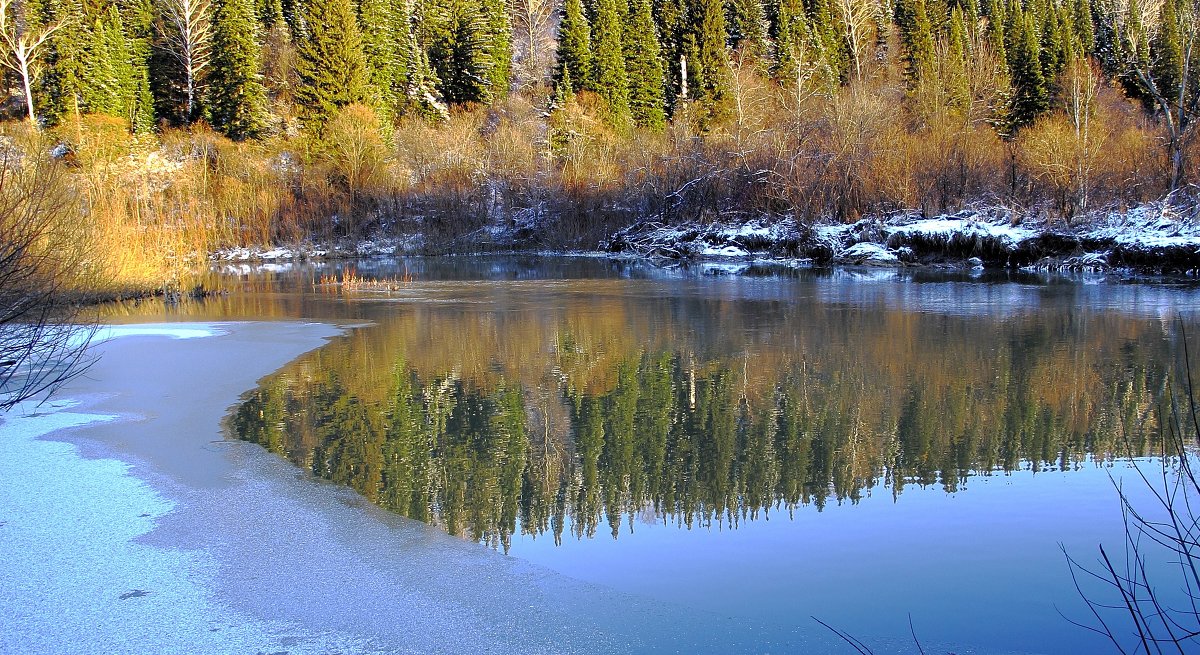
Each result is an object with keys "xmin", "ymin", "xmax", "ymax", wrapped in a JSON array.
[
  {"xmin": 209, "ymin": 203, "xmax": 1200, "ymax": 276},
  {"xmin": 0, "ymin": 320, "xmax": 798, "ymax": 655}
]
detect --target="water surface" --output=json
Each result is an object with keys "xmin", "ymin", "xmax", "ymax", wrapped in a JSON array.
[{"xmin": 115, "ymin": 258, "xmax": 1200, "ymax": 654}]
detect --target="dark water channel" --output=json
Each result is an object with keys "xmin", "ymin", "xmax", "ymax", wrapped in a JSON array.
[{"xmin": 112, "ymin": 257, "xmax": 1200, "ymax": 654}]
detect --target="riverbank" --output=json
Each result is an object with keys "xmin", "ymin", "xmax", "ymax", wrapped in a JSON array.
[
  {"xmin": 208, "ymin": 201, "xmax": 1200, "ymax": 275},
  {"xmin": 0, "ymin": 321, "xmax": 823, "ymax": 655}
]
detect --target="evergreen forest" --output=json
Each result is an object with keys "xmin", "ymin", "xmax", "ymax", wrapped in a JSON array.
[{"xmin": 0, "ymin": 0, "xmax": 1198, "ymax": 289}]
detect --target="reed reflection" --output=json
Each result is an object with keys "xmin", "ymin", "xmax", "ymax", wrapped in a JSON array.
[{"xmin": 229, "ymin": 293, "xmax": 1174, "ymax": 552}]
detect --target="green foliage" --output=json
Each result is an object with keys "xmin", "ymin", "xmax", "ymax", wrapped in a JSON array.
[
  {"xmin": 1152, "ymin": 0, "xmax": 1184, "ymax": 106},
  {"xmin": 727, "ymin": 0, "xmax": 769, "ymax": 63},
  {"xmin": 692, "ymin": 0, "xmax": 731, "ymax": 129},
  {"xmin": 209, "ymin": 0, "xmax": 269, "ymax": 138},
  {"xmin": 426, "ymin": 0, "xmax": 505, "ymax": 104},
  {"xmin": 294, "ymin": 0, "xmax": 371, "ymax": 127},
  {"xmin": 554, "ymin": 0, "xmax": 592, "ymax": 92},
  {"xmin": 624, "ymin": 0, "xmax": 665, "ymax": 129},
  {"xmin": 591, "ymin": 0, "xmax": 630, "ymax": 125},
  {"xmin": 1007, "ymin": 13, "xmax": 1049, "ymax": 132},
  {"xmin": 896, "ymin": 0, "xmax": 937, "ymax": 87},
  {"xmin": 358, "ymin": 0, "xmax": 405, "ymax": 121}
]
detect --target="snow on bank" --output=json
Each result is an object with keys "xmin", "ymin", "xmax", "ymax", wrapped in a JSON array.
[{"xmin": 602, "ymin": 203, "xmax": 1200, "ymax": 272}]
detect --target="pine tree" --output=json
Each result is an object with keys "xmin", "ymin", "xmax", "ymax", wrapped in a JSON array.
[
  {"xmin": 554, "ymin": 0, "xmax": 592, "ymax": 92},
  {"xmin": 398, "ymin": 0, "xmax": 446, "ymax": 118},
  {"xmin": 590, "ymin": 0, "xmax": 630, "ymax": 124},
  {"xmin": 295, "ymin": 0, "xmax": 371, "ymax": 126},
  {"xmin": 359, "ymin": 0, "xmax": 403, "ymax": 120},
  {"xmin": 896, "ymin": 0, "xmax": 936, "ymax": 86},
  {"xmin": 692, "ymin": 0, "xmax": 731, "ymax": 128},
  {"xmin": 655, "ymin": 0, "xmax": 688, "ymax": 112},
  {"xmin": 1007, "ymin": 13, "xmax": 1048, "ymax": 131},
  {"xmin": 1039, "ymin": 5, "xmax": 1068, "ymax": 89},
  {"xmin": 36, "ymin": 0, "xmax": 88, "ymax": 124},
  {"xmin": 945, "ymin": 5, "xmax": 970, "ymax": 112},
  {"xmin": 125, "ymin": 0, "xmax": 157, "ymax": 132},
  {"xmin": 772, "ymin": 0, "xmax": 811, "ymax": 82},
  {"xmin": 481, "ymin": 0, "xmax": 511, "ymax": 98},
  {"xmin": 624, "ymin": 0, "xmax": 666, "ymax": 129},
  {"xmin": 427, "ymin": 0, "xmax": 491, "ymax": 104},
  {"xmin": 83, "ymin": 6, "xmax": 136, "ymax": 119},
  {"xmin": 727, "ymin": 0, "xmax": 769, "ymax": 63},
  {"xmin": 983, "ymin": 0, "xmax": 1007, "ymax": 69},
  {"xmin": 1151, "ymin": 0, "xmax": 1183, "ymax": 106},
  {"xmin": 209, "ymin": 0, "xmax": 269, "ymax": 138},
  {"xmin": 1071, "ymin": 0, "xmax": 1093, "ymax": 54}
]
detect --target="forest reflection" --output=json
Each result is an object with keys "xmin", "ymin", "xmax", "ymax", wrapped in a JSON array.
[{"xmin": 229, "ymin": 290, "xmax": 1173, "ymax": 552}]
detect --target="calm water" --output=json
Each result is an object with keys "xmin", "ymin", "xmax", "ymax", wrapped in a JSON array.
[{"xmin": 113, "ymin": 258, "xmax": 1200, "ymax": 654}]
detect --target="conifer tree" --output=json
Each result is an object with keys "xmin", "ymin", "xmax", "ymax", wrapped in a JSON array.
[
  {"xmin": 590, "ymin": 0, "xmax": 630, "ymax": 123},
  {"xmin": 481, "ymin": 0, "xmax": 512, "ymax": 98},
  {"xmin": 773, "ymin": 0, "xmax": 811, "ymax": 82},
  {"xmin": 427, "ymin": 0, "xmax": 492, "ymax": 104},
  {"xmin": 295, "ymin": 0, "xmax": 370, "ymax": 126},
  {"xmin": 624, "ymin": 0, "xmax": 666, "ymax": 129},
  {"xmin": 359, "ymin": 0, "xmax": 403, "ymax": 120},
  {"xmin": 946, "ymin": 5, "xmax": 970, "ymax": 111},
  {"xmin": 83, "ymin": 7, "xmax": 137, "ymax": 120},
  {"xmin": 209, "ymin": 0, "xmax": 269, "ymax": 138},
  {"xmin": 655, "ymin": 0, "xmax": 688, "ymax": 112},
  {"xmin": 32, "ymin": 0, "xmax": 86, "ymax": 123},
  {"xmin": 1071, "ymin": 0, "xmax": 1093, "ymax": 54},
  {"xmin": 1007, "ymin": 13, "xmax": 1048, "ymax": 131},
  {"xmin": 1152, "ymin": 0, "xmax": 1183, "ymax": 105},
  {"xmin": 983, "ymin": 0, "xmax": 1007, "ymax": 69},
  {"xmin": 692, "ymin": 0, "xmax": 731, "ymax": 128},
  {"xmin": 896, "ymin": 0, "xmax": 936, "ymax": 86},
  {"xmin": 554, "ymin": 0, "xmax": 592, "ymax": 91},
  {"xmin": 727, "ymin": 0, "xmax": 769, "ymax": 63}
]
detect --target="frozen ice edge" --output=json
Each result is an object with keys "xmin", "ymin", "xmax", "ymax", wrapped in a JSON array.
[
  {"xmin": 0, "ymin": 397, "xmax": 375, "ymax": 655},
  {"xmin": 5, "ymin": 321, "xmax": 841, "ymax": 655}
]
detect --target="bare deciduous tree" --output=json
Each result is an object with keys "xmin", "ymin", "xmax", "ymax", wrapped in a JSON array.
[
  {"xmin": 0, "ymin": 0, "xmax": 62, "ymax": 125},
  {"xmin": 835, "ymin": 0, "xmax": 879, "ymax": 83},
  {"xmin": 157, "ymin": 0, "xmax": 214, "ymax": 120},
  {"xmin": 1106, "ymin": 0, "xmax": 1200, "ymax": 192},
  {"xmin": 0, "ymin": 150, "xmax": 95, "ymax": 412},
  {"xmin": 510, "ymin": 0, "xmax": 557, "ymax": 86}
]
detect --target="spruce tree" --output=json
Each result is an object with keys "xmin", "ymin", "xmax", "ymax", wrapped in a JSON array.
[
  {"xmin": 727, "ymin": 0, "xmax": 769, "ymax": 63},
  {"xmin": 82, "ymin": 7, "xmax": 136, "ymax": 119},
  {"xmin": 481, "ymin": 0, "xmax": 512, "ymax": 98},
  {"xmin": 554, "ymin": 0, "xmax": 592, "ymax": 92},
  {"xmin": 1151, "ymin": 0, "xmax": 1183, "ymax": 106},
  {"xmin": 590, "ymin": 0, "xmax": 630, "ymax": 124},
  {"xmin": 295, "ymin": 0, "xmax": 371, "ymax": 126},
  {"xmin": 946, "ymin": 5, "xmax": 970, "ymax": 112},
  {"xmin": 983, "ymin": 0, "xmax": 1007, "ymax": 69},
  {"xmin": 772, "ymin": 0, "xmax": 811, "ymax": 83},
  {"xmin": 655, "ymin": 0, "xmax": 688, "ymax": 112},
  {"xmin": 1007, "ymin": 13, "xmax": 1048, "ymax": 131},
  {"xmin": 359, "ymin": 0, "xmax": 403, "ymax": 120},
  {"xmin": 624, "ymin": 0, "xmax": 666, "ymax": 129},
  {"xmin": 427, "ymin": 0, "xmax": 491, "ymax": 104},
  {"xmin": 1071, "ymin": 0, "xmax": 1093, "ymax": 54},
  {"xmin": 36, "ymin": 0, "xmax": 88, "ymax": 124},
  {"xmin": 896, "ymin": 0, "xmax": 936, "ymax": 87},
  {"xmin": 692, "ymin": 0, "xmax": 731, "ymax": 128},
  {"xmin": 209, "ymin": 0, "xmax": 269, "ymax": 138}
]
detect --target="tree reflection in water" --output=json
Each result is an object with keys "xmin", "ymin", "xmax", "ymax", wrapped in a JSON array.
[{"xmin": 229, "ymin": 297, "xmax": 1175, "ymax": 553}]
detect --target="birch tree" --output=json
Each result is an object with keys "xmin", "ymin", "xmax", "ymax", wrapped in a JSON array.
[
  {"xmin": 1105, "ymin": 0, "xmax": 1200, "ymax": 191},
  {"xmin": 0, "ymin": 0, "xmax": 62, "ymax": 125},
  {"xmin": 510, "ymin": 0, "xmax": 555, "ymax": 85},
  {"xmin": 158, "ymin": 0, "xmax": 213, "ymax": 120}
]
